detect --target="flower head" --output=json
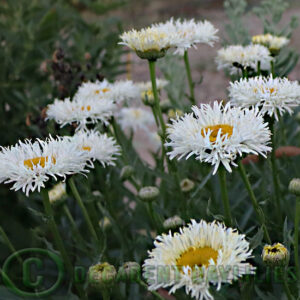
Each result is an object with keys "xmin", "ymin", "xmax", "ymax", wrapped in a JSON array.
[
  {"xmin": 229, "ymin": 75, "xmax": 300, "ymax": 120},
  {"xmin": 166, "ymin": 101, "xmax": 271, "ymax": 174},
  {"xmin": 117, "ymin": 107, "xmax": 155, "ymax": 132},
  {"xmin": 119, "ymin": 26, "xmax": 180, "ymax": 60},
  {"xmin": 71, "ymin": 130, "xmax": 120, "ymax": 167},
  {"xmin": 288, "ymin": 178, "xmax": 300, "ymax": 196},
  {"xmin": 74, "ymin": 80, "xmax": 140, "ymax": 105},
  {"xmin": 216, "ymin": 45, "xmax": 272, "ymax": 74},
  {"xmin": 252, "ymin": 33, "xmax": 289, "ymax": 55},
  {"xmin": 0, "ymin": 136, "xmax": 90, "ymax": 196},
  {"xmin": 143, "ymin": 220, "xmax": 255, "ymax": 300},
  {"xmin": 262, "ymin": 243, "xmax": 290, "ymax": 267},
  {"xmin": 46, "ymin": 97, "xmax": 116, "ymax": 130},
  {"xmin": 156, "ymin": 18, "xmax": 219, "ymax": 55}
]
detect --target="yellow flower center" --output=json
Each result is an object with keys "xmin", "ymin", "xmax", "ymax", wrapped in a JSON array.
[
  {"xmin": 201, "ymin": 124, "xmax": 233, "ymax": 143},
  {"xmin": 82, "ymin": 146, "xmax": 91, "ymax": 151},
  {"xmin": 81, "ymin": 105, "xmax": 91, "ymax": 111},
  {"xmin": 176, "ymin": 246, "xmax": 218, "ymax": 269},
  {"xmin": 133, "ymin": 110, "xmax": 141, "ymax": 118},
  {"xmin": 24, "ymin": 156, "xmax": 56, "ymax": 170},
  {"xmin": 264, "ymin": 243, "xmax": 287, "ymax": 255},
  {"xmin": 95, "ymin": 88, "xmax": 110, "ymax": 94},
  {"xmin": 265, "ymin": 87, "xmax": 277, "ymax": 94}
]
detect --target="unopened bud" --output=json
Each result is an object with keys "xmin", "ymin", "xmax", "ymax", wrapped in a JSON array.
[
  {"xmin": 138, "ymin": 186, "xmax": 159, "ymax": 202},
  {"xmin": 48, "ymin": 182, "xmax": 66, "ymax": 205},
  {"xmin": 163, "ymin": 215, "xmax": 185, "ymax": 230},
  {"xmin": 180, "ymin": 178, "xmax": 195, "ymax": 193},
  {"xmin": 289, "ymin": 178, "xmax": 300, "ymax": 196},
  {"xmin": 262, "ymin": 243, "xmax": 289, "ymax": 267},
  {"xmin": 88, "ymin": 262, "xmax": 117, "ymax": 289},
  {"xmin": 117, "ymin": 262, "xmax": 141, "ymax": 282},
  {"xmin": 141, "ymin": 90, "xmax": 155, "ymax": 106},
  {"xmin": 167, "ymin": 109, "xmax": 184, "ymax": 120},
  {"xmin": 120, "ymin": 165, "xmax": 134, "ymax": 181}
]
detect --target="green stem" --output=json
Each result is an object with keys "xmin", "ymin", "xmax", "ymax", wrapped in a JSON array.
[
  {"xmin": 63, "ymin": 205, "xmax": 86, "ymax": 245},
  {"xmin": 238, "ymin": 161, "xmax": 271, "ymax": 244},
  {"xmin": 101, "ymin": 288, "xmax": 111, "ymax": 300},
  {"xmin": 270, "ymin": 120, "xmax": 281, "ymax": 219},
  {"xmin": 0, "ymin": 226, "xmax": 22, "ymax": 264},
  {"xmin": 148, "ymin": 60, "xmax": 166, "ymax": 137},
  {"xmin": 271, "ymin": 60, "xmax": 275, "ymax": 77},
  {"xmin": 137, "ymin": 279, "xmax": 165, "ymax": 300},
  {"xmin": 282, "ymin": 268, "xmax": 294, "ymax": 300},
  {"xmin": 294, "ymin": 198, "xmax": 300, "ymax": 279},
  {"xmin": 257, "ymin": 61, "xmax": 261, "ymax": 76},
  {"xmin": 242, "ymin": 68, "xmax": 248, "ymax": 79},
  {"xmin": 218, "ymin": 166, "xmax": 232, "ymax": 227},
  {"xmin": 68, "ymin": 177, "xmax": 100, "ymax": 247},
  {"xmin": 111, "ymin": 118, "xmax": 129, "ymax": 164},
  {"xmin": 147, "ymin": 202, "xmax": 162, "ymax": 231},
  {"xmin": 184, "ymin": 50, "xmax": 196, "ymax": 105},
  {"xmin": 41, "ymin": 189, "xmax": 86, "ymax": 299}
]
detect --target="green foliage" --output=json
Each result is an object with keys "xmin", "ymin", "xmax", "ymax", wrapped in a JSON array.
[
  {"xmin": 0, "ymin": 0, "xmax": 300, "ymax": 299},
  {"xmin": 0, "ymin": 0, "xmax": 125, "ymax": 145}
]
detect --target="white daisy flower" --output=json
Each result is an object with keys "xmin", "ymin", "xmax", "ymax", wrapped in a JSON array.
[
  {"xmin": 107, "ymin": 80, "xmax": 141, "ymax": 104},
  {"xmin": 71, "ymin": 130, "xmax": 121, "ymax": 167},
  {"xmin": 216, "ymin": 45, "xmax": 272, "ymax": 74},
  {"xmin": 143, "ymin": 219, "xmax": 255, "ymax": 300},
  {"xmin": 0, "ymin": 136, "xmax": 90, "ymax": 196},
  {"xmin": 156, "ymin": 18, "xmax": 219, "ymax": 55},
  {"xmin": 74, "ymin": 80, "xmax": 111, "ymax": 102},
  {"xmin": 46, "ymin": 97, "xmax": 116, "ymax": 130},
  {"xmin": 117, "ymin": 107, "xmax": 156, "ymax": 132},
  {"xmin": 166, "ymin": 101, "xmax": 271, "ymax": 174},
  {"xmin": 252, "ymin": 33, "xmax": 289, "ymax": 53},
  {"xmin": 229, "ymin": 75, "xmax": 300, "ymax": 121},
  {"xmin": 74, "ymin": 80, "xmax": 140, "ymax": 104},
  {"xmin": 119, "ymin": 26, "xmax": 180, "ymax": 60}
]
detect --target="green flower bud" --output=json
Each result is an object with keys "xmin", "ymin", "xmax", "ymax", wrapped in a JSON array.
[
  {"xmin": 120, "ymin": 165, "xmax": 134, "ymax": 181},
  {"xmin": 180, "ymin": 178, "xmax": 195, "ymax": 193},
  {"xmin": 138, "ymin": 186, "xmax": 159, "ymax": 202},
  {"xmin": 117, "ymin": 262, "xmax": 141, "ymax": 282},
  {"xmin": 288, "ymin": 178, "xmax": 300, "ymax": 196},
  {"xmin": 163, "ymin": 215, "xmax": 185, "ymax": 230},
  {"xmin": 88, "ymin": 262, "xmax": 117, "ymax": 289},
  {"xmin": 262, "ymin": 243, "xmax": 290, "ymax": 267},
  {"xmin": 141, "ymin": 89, "xmax": 155, "ymax": 106},
  {"xmin": 167, "ymin": 108, "xmax": 184, "ymax": 120}
]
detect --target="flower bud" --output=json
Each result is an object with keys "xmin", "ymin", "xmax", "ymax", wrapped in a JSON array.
[
  {"xmin": 288, "ymin": 178, "xmax": 300, "ymax": 196},
  {"xmin": 138, "ymin": 186, "xmax": 159, "ymax": 202},
  {"xmin": 88, "ymin": 262, "xmax": 117, "ymax": 289},
  {"xmin": 180, "ymin": 178, "xmax": 195, "ymax": 193},
  {"xmin": 48, "ymin": 182, "xmax": 66, "ymax": 205},
  {"xmin": 163, "ymin": 215, "xmax": 185, "ymax": 230},
  {"xmin": 141, "ymin": 90, "xmax": 155, "ymax": 106},
  {"xmin": 117, "ymin": 262, "xmax": 141, "ymax": 282},
  {"xmin": 120, "ymin": 165, "xmax": 134, "ymax": 181},
  {"xmin": 262, "ymin": 243, "xmax": 289, "ymax": 267},
  {"xmin": 167, "ymin": 108, "xmax": 184, "ymax": 120}
]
